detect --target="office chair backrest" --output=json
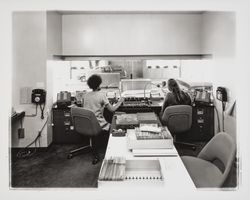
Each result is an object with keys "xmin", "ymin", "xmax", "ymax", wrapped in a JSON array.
[
  {"xmin": 162, "ymin": 105, "xmax": 192, "ymax": 134},
  {"xmin": 198, "ymin": 132, "xmax": 236, "ymax": 184},
  {"xmin": 71, "ymin": 107, "xmax": 102, "ymax": 137}
]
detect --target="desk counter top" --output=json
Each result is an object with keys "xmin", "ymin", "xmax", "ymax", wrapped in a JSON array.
[{"xmin": 98, "ymin": 132, "xmax": 196, "ymax": 192}]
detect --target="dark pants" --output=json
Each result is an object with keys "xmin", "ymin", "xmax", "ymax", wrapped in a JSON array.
[
  {"xmin": 92, "ymin": 130, "xmax": 110, "ymax": 150},
  {"xmin": 103, "ymin": 107, "xmax": 114, "ymax": 123}
]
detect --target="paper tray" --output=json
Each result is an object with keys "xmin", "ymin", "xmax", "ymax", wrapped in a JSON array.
[
  {"xmin": 124, "ymin": 159, "xmax": 163, "ymax": 181},
  {"xmin": 98, "ymin": 159, "xmax": 164, "ymax": 183}
]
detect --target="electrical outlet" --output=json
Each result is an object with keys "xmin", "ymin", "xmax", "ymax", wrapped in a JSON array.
[{"xmin": 18, "ymin": 128, "xmax": 25, "ymax": 139}]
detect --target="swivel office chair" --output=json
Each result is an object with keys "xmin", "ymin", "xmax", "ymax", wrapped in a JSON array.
[
  {"xmin": 181, "ymin": 132, "xmax": 236, "ymax": 187},
  {"xmin": 161, "ymin": 105, "xmax": 196, "ymax": 150},
  {"xmin": 68, "ymin": 107, "xmax": 102, "ymax": 165}
]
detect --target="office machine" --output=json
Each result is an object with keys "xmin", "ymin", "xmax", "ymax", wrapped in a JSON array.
[
  {"xmin": 121, "ymin": 79, "xmax": 151, "ymax": 92},
  {"xmin": 189, "ymin": 82, "xmax": 214, "ymax": 106},
  {"xmin": 122, "ymin": 97, "xmax": 150, "ymax": 107},
  {"xmin": 97, "ymin": 72, "xmax": 120, "ymax": 88},
  {"xmin": 119, "ymin": 96, "xmax": 162, "ymax": 114},
  {"xmin": 119, "ymin": 97, "xmax": 154, "ymax": 113},
  {"xmin": 194, "ymin": 90, "xmax": 212, "ymax": 106},
  {"xmin": 118, "ymin": 97, "xmax": 161, "ymax": 114},
  {"xmin": 57, "ymin": 91, "xmax": 71, "ymax": 108}
]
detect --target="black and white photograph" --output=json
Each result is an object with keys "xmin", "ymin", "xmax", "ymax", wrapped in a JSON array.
[{"xmin": 1, "ymin": 0, "xmax": 250, "ymax": 200}]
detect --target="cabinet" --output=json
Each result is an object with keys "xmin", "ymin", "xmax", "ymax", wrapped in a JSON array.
[
  {"xmin": 189, "ymin": 105, "xmax": 214, "ymax": 141},
  {"xmin": 52, "ymin": 108, "xmax": 87, "ymax": 144}
]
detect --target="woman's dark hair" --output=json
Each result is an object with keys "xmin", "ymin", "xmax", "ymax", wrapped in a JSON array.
[
  {"xmin": 168, "ymin": 78, "xmax": 183, "ymax": 103},
  {"xmin": 87, "ymin": 74, "xmax": 102, "ymax": 90}
]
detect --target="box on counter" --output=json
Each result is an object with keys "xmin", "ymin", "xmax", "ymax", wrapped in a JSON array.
[{"xmin": 127, "ymin": 127, "xmax": 173, "ymax": 150}]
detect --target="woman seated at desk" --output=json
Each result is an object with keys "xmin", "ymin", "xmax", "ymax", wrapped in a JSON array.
[
  {"xmin": 160, "ymin": 78, "xmax": 191, "ymax": 119},
  {"xmin": 83, "ymin": 74, "xmax": 124, "ymax": 131}
]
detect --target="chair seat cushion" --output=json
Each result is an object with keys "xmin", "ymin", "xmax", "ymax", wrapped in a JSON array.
[{"xmin": 181, "ymin": 156, "xmax": 223, "ymax": 188}]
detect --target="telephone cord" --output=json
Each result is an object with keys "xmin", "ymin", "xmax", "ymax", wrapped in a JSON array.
[{"xmin": 16, "ymin": 113, "xmax": 48, "ymax": 159}]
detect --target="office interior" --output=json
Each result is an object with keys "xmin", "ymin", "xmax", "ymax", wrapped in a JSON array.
[{"xmin": 10, "ymin": 10, "xmax": 238, "ymax": 190}]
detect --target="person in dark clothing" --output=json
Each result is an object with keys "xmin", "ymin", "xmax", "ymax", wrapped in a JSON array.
[{"xmin": 160, "ymin": 78, "xmax": 191, "ymax": 118}]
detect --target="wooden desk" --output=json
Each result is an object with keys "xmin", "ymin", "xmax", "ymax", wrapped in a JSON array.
[{"xmin": 98, "ymin": 115, "xmax": 196, "ymax": 192}]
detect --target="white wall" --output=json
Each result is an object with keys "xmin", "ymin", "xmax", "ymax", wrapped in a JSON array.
[
  {"xmin": 11, "ymin": 11, "xmax": 236, "ymax": 147},
  {"xmin": 202, "ymin": 12, "xmax": 236, "ymax": 141},
  {"xmin": 181, "ymin": 12, "xmax": 236, "ymax": 141},
  {"xmin": 62, "ymin": 13, "xmax": 202, "ymax": 55},
  {"xmin": 12, "ymin": 12, "xmax": 49, "ymax": 148},
  {"xmin": 201, "ymin": 12, "xmax": 236, "ymax": 58},
  {"xmin": 46, "ymin": 11, "xmax": 62, "ymax": 59},
  {"xmin": 46, "ymin": 11, "xmax": 63, "ymax": 145}
]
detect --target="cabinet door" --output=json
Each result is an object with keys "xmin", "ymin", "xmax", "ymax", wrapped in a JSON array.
[
  {"xmin": 53, "ymin": 109, "xmax": 88, "ymax": 144},
  {"xmin": 190, "ymin": 106, "xmax": 214, "ymax": 141}
]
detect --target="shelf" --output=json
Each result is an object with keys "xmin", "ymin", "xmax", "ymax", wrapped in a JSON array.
[
  {"xmin": 53, "ymin": 54, "xmax": 212, "ymax": 60},
  {"xmin": 11, "ymin": 111, "xmax": 25, "ymax": 124}
]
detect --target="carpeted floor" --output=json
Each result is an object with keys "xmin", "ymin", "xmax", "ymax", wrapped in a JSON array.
[
  {"xmin": 11, "ymin": 141, "xmax": 237, "ymax": 188},
  {"xmin": 11, "ymin": 144, "xmax": 106, "ymax": 188}
]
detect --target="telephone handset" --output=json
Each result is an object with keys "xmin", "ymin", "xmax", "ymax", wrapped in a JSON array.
[
  {"xmin": 216, "ymin": 87, "xmax": 227, "ymax": 132},
  {"xmin": 216, "ymin": 87, "xmax": 227, "ymax": 102},
  {"xmin": 31, "ymin": 89, "xmax": 46, "ymax": 104}
]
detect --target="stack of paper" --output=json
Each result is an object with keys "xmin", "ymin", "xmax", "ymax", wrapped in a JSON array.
[
  {"xmin": 132, "ymin": 148, "xmax": 178, "ymax": 157},
  {"xmin": 127, "ymin": 128, "xmax": 175, "ymax": 156}
]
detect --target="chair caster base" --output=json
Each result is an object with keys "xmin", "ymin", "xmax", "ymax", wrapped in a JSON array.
[{"xmin": 67, "ymin": 154, "xmax": 73, "ymax": 159}]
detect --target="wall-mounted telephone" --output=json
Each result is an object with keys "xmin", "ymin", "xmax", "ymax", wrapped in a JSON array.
[
  {"xmin": 31, "ymin": 89, "xmax": 46, "ymax": 104},
  {"xmin": 216, "ymin": 87, "xmax": 227, "ymax": 102},
  {"xmin": 216, "ymin": 86, "xmax": 228, "ymax": 132},
  {"xmin": 31, "ymin": 89, "xmax": 46, "ymax": 119}
]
